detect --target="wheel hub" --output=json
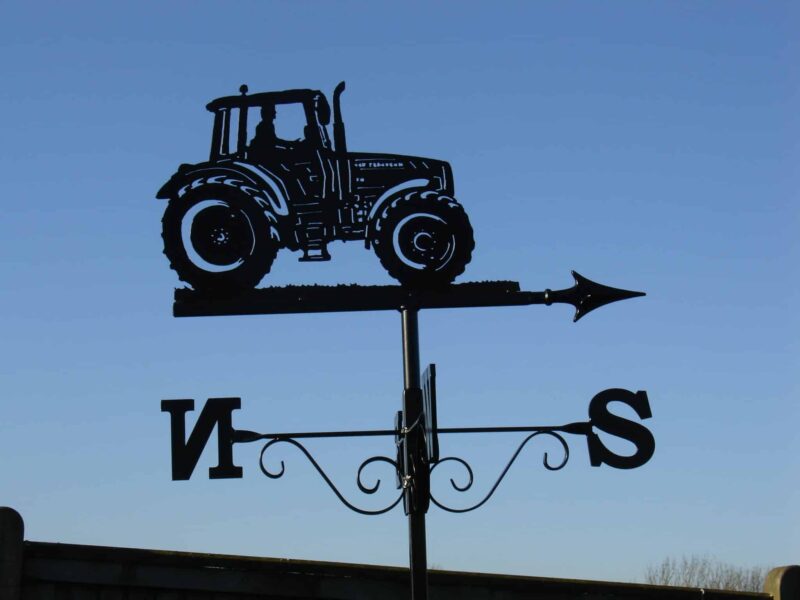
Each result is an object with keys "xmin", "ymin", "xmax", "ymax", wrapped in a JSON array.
[
  {"xmin": 185, "ymin": 201, "xmax": 254, "ymax": 268},
  {"xmin": 395, "ymin": 213, "xmax": 454, "ymax": 270},
  {"xmin": 412, "ymin": 232, "xmax": 434, "ymax": 252},
  {"xmin": 211, "ymin": 226, "xmax": 232, "ymax": 246}
]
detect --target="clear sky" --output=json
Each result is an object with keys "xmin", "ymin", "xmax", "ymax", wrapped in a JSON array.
[{"xmin": 1, "ymin": 1, "xmax": 797, "ymax": 584}]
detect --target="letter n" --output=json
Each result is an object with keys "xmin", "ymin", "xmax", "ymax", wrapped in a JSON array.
[{"xmin": 161, "ymin": 398, "xmax": 243, "ymax": 480}]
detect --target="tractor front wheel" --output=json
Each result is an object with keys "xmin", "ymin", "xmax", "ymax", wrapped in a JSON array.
[
  {"xmin": 161, "ymin": 183, "xmax": 279, "ymax": 292},
  {"xmin": 372, "ymin": 190, "xmax": 474, "ymax": 288}
]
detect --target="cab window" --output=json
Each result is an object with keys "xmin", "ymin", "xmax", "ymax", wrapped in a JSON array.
[{"xmin": 274, "ymin": 103, "xmax": 307, "ymax": 142}]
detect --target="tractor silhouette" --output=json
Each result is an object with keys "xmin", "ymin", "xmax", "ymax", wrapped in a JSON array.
[{"xmin": 157, "ymin": 82, "xmax": 474, "ymax": 291}]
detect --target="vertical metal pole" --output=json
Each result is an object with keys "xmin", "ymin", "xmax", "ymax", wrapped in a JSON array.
[{"xmin": 401, "ymin": 307, "xmax": 428, "ymax": 600}]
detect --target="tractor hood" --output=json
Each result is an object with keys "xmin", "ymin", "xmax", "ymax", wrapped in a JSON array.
[{"xmin": 348, "ymin": 153, "xmax": 454, "ymax": 196}]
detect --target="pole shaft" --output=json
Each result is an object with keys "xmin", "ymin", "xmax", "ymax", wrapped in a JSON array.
[
  {"xmin": 402, "ymin": 308, "xmax": 421, "ymax": 389},
  {"xmin": 401, "ymin": 307, "xmax": 427, "ymax": 600}
]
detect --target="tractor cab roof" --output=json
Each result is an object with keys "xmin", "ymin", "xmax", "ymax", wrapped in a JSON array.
[{"xmin": 206, "ymin": 87, "xmax": 331, "ymax": 124}]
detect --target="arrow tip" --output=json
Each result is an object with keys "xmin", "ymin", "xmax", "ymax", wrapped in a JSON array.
[{"xmin": 570, "ymin": 271, "xmax": 645, "ymax": 322}]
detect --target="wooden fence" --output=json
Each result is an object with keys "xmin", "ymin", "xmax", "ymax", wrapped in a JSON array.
[{"xmin": 2, "ymin": 508, "xmax": 797, "ymax": 600}]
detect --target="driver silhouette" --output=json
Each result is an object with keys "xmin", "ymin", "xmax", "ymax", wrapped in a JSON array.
[{"xmin": 250, "ymin": 105, "xmax": 292, "ymax": 156}]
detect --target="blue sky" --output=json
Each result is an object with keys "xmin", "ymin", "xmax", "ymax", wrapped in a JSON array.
[{"xmin": 1, "ymin": 1, "xmax": 797, "ymax": 583}]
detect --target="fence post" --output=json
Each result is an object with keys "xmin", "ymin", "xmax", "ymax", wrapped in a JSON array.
[
  {"xmin": 766, "ymin": 566, "xmax": 800, "ymax": 600},
  {"xmin": 0, "ymin": 507, "xmax": 24, "ymax": 600}
]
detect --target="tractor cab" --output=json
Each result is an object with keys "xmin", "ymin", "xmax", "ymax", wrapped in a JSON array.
[{"xmin": 206, "ymin": 85, "xmax": 339, "ymax": 161}]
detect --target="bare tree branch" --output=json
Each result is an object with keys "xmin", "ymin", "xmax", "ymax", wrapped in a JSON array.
[{"xmin": 644, "ymin": 555, "xmax": 768, "ymax": 592}]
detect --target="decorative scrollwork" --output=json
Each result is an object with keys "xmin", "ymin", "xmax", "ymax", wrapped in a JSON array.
[
  {"xmin": 429, "ymin": 431, "xmax": 570, "ymax": 513},
  {"xmin": 258, "ymin": 438, "xmax": 403, "ymax": 515}
]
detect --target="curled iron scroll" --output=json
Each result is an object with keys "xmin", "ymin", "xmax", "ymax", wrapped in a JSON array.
[
  {"xmin": 429, "ymin": 431, "xmax": 570, "ymax": 513},
  {"xmin": 258, "ymin": 438, "xmax": 403, "ymax": 515}
]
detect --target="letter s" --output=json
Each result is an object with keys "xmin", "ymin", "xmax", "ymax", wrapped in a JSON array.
[{"xmin": 587, "ymin": 389, "xmax": 655, "ymax": 469}]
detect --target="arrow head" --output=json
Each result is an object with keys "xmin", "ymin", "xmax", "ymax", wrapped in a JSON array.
[{"xmin": 546, "ymin": 271, "xmax": 645, "ymax": 321}]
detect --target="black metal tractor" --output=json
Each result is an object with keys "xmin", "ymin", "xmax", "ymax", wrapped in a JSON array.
[{"xmin": 157, "ymin": 82, "xmax": 474, "ymax": 292}]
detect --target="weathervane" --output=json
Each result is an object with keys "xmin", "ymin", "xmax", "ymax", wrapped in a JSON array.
[{"xmin": 158, "ymin": 81, "xmax": 652, "ymax": 600}]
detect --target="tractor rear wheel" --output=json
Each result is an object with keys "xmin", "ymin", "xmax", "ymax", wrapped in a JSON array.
[
  {"xmin": 372, "ymin": 190, "xmax": 474, "ymax": 288},
  {"xmin": 162, "ymin": 182, "xmax": 279, "ymax": 292}
]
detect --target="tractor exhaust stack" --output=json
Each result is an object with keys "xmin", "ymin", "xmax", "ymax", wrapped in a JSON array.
[{"xmin": 332, "ymin": 81, "xmax": 347, "ymax": 153}]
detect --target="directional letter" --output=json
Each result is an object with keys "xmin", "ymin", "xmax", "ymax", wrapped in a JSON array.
[
  {"xmin": 587, "ymin": 389, "xmax": 655, "ymax": 469},
  {"xmin": 161, "ymin": 398, "xmax": 243, "ymax": 480}
]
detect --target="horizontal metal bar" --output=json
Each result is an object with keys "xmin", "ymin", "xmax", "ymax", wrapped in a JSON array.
[
  {"xmin": 174, "ymin": 281, "xmax": 544, "ymax": 317},
  {"xmin": 232, "ymin": 422, "xmax": 591, "ymax": 444},
  {"xmin": 438, "ymin": 422, "xmax": 591, "ymax": 435},
  {"xmin": 233, "ymin": 429, "xmax": 398, "ymax": 442}
]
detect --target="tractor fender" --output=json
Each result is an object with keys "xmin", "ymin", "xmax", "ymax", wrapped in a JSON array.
[
  {"xmin": 364, "ymin": 178, "xmax": 430, "ymax": 248},
  {"xmin": 230, "ymin": 161, "xmax": 291, "ymax": 218},
  {"xmin": 157, "ymin": 165, "xmax": 247, "ymax": 200},
  {"xmin": 159, "ymin": 164, "xmax": 291, "ymax": 218},
  {"xmin": 157, "ymin": 163, "xmax": 294, "ymax": 246}
]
